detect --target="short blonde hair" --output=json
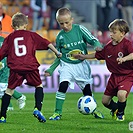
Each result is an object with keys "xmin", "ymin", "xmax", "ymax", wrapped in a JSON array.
[
  {"xmin": 108, "ymin": 19, "xmax": 129, "ymax": 34},
  {"xmin": 56, "ymin": 7, "xmax": 71, "ymax": 19},
  {"xmin": 12, "ymin": 12, "xmax": 28, "ymax": 28}
]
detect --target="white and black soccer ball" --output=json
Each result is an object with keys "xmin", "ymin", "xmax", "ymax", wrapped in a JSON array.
[{"xmin": 77, "ymin": 95, "xmax": 97, "ymax": 115}]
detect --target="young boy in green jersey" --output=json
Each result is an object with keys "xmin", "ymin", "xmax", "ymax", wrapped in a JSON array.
[
  {"xmin": 0, "ymin": 21, "xmax": 26, "ymax": 110},
  {"xmin": 45, "ymin": 7, "xmax": 104, "ymax": 120}
]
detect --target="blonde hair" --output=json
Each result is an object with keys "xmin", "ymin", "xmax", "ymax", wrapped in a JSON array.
[
  {"xmin": 56, "ymin": 7, "xmax": 71, "ymax": 19},
  {"xmin": 108, "ymin": 19, "xmax": 129, "ymax": 34},
  {"xmin": 12, "ymin": 12, "xmax": 28, "ymax": 28}
]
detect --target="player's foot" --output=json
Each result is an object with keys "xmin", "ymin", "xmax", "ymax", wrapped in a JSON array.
[
  {"xmin": 92, "ymin": 109, "xmax": 104, "ymax": 119},
  {"xmin": 110, "ymin": 109, "xmax": 118, "ymax": 120},
  {"xmin": 18, "ymin": 95, "xmax": 26, "ymax": 109},
  {"xmin": 33, "ymin": 108, "xmax": 46, "ymax": 122},
  {"xmin": 0, "ymin": 117, "xmax": 6, "ymax": 123},
  {"xmin": 7, "ymin": 106, "xmax": 14, "ymax": 111},
  {"xmin": 116, "ymin": 115, "xmax": 125, "ymax": 121},
  {"xmin": 49, "ymin": 113, "xmax": 62, "ymax": 120}
]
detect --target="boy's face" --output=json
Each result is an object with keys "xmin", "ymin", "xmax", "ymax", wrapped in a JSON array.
[
  {"xmin": 109, "ymin": 29, "xmax": 125, "ymax": 43},
  {"xmin": 56, "ymin": 14, "xmax": 73, "ymax": 32}
]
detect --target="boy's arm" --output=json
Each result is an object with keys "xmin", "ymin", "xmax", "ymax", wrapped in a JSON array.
[
  {"xmin": 80, "ymin": 25, "xmax": 103, "ymax": 51},
  {"xmin": 73, "ymin": 52, "xmax": 96, "ymax": 60},
  {"xmin": 45, "ymin": 58, "xmax": 60, "ymax": 76},
  {"xmin": 48, "ymin": 43, "xmax": 62, "ymax": 57},
  {"xmin": 93, "ymin": 41, "xmax": 103, "ymax": 51}
]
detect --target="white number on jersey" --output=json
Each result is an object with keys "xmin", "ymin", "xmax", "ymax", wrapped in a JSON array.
[{"xmin": 14, "ymin": 37, "xmax": 26, "ymax": 56}]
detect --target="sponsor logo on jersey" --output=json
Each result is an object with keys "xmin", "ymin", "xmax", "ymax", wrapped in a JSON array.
[
  {"xmin": 118, "ymin": 52, "xmax": 124, "ymax": 58},
  {"xmin": 107, "ymin": 55, "xmax": 112, "ymax": 58},
  {"xmin": 66, "ymin": 49, "xmax": 84, "ymax": 60}
]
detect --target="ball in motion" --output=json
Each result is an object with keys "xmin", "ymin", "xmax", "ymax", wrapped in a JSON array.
[{"xmin": 77, "ymin": 95, "xmax": 97, "ymax": 115}]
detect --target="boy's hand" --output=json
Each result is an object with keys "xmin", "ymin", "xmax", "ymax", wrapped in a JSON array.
[
  {"xmin": 95, "ymin": 47, "xmax": 103, "ymax": 51},
  {"xmin": 44, "ymin": 71, "xmax": 50, "ymax": 76},
  {"xmin": 73, "ymin": 54, "xmax": 85, "ymax": 60},
  {"xmin": 117, "ymin": 57, "xmax": 126, "ymax": 64},
  {"xmin": 56, "ymin": 51, "xmax": 62, "ymax": 58}
]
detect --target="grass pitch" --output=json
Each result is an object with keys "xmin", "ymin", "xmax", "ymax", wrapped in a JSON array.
[{"xmin": 0, "ymin": 92, "xmax": 132, "ymax": 133}]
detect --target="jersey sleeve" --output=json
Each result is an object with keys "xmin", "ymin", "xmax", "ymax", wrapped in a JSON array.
[
  {"xmin": 79, "ymin": 25, "xmax": 103, "ymax": 50},
  {"xmin": 32, "ymin": 32, "xmax": 51, "ymax": 50},
  {"xmin": 45, "ymin": 58, "xmax": 60, "ymax": 75},
  {"xmin": 95, "ymin": 48, "xmax": 105, "ymax": 60}
]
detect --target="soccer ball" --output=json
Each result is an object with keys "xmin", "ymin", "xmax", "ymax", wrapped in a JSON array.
[{"xmin": 77, "ymin": 95, "xmax": 97, "ymax": 115}]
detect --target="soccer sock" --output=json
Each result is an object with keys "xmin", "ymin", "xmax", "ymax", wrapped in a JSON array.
[
  {"xmin": 0, "ymin": 93, "xmax": 11, "ymax": 118},
  {"xmin": 117, "ymin": 101, "xmax": 126, "ymax": 116},
  {"xmin": 12, "ymin": 90, "xmax": 22, "ymax": 99},
  {"xmin": 83, "ymin": 84, "xmax": 92, "ymax": 96},
  {"xmin": 55, "ymin": 91, "xmax": 66, "ymax": 114},
  {"xmin": 34, "ymin": 87, "xmax": 44, "ymax": 111},
  {"xmin": 104, "ymin": 99, "xmax": 118, "ymax": 112}
]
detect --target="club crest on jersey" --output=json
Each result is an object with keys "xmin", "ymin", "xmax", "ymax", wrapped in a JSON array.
[
  {"xmin": 118, "ymin": 52, "xmax": 123, "ymax": 58},
  {"xmin": 66, "ymin": 49, "xmax": 83, "ymax": 60}
]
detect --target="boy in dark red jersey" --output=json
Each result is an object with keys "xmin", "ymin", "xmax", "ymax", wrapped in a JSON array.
[
  {"xmin": 74, "ymin": 19, "xmax": 133, "ymax": 121},
  {"xmin": 0, "ymin": 12, "xmax": 61, "ymax": 123}
]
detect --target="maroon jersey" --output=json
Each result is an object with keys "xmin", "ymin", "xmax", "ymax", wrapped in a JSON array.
[
  {"xmin": 95, "ymin": 38, "xmax": 133, "ymax": 75},
  {"xmin": 0, "ymin": 30, "xmax": 50, "ymax": 71}
]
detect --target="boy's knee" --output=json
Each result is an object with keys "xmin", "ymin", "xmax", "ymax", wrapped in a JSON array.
[{"xmin": 5, "ymin": 88, "xmax": 14, "ymax": 96}]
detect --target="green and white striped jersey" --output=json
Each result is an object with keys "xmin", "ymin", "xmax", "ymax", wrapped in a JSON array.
[{"xmin": 56, "ymin": 24, "xmax": 102, "ymax": 64}]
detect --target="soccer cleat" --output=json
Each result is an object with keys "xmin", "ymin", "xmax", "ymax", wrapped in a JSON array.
[
  {"xmin": 92, "ymin": 109, "xmax": 104, "ymax": 119},
  {"xmin": 49, "ymin": 113, "xmax": 61, "ymax": 120},
  {"xmin": 0, "ymin": 117, "xmax": 6, "ymax": 123},
  {"xmin": 7, "ymin": 106, "xmax": 14, "ymax": 111},
  {"xmin": 18, "ymin": 95, "xmax": 26, "ymax": 109},
  {"xmin": 110, "ymin": 109, "xmax": 118, "ymax": 120},
  {"xmin": 33, "ymin": 108, "xmax": 46, "ymax": 122},
  {"xmin": 116, "ymin": 115, "xmax": 125, "ymax": 121}
]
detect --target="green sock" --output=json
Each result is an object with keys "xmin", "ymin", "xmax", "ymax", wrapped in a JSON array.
[
  {"xmin": 55, "ymin": 91, "xmax": 65, "ymax": 114},
  {"xmin": 12, "ymin": 90, "xmax": 22, "ymax": 99}
]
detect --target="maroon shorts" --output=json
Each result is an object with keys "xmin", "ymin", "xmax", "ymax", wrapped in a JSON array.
[
  {"xmin": 8, "ymin": 69, "xmax": 42, "ymax": 89},
  {"xmin": 104, "ymin": 73, "xmax": 133, "ymax": 97}
]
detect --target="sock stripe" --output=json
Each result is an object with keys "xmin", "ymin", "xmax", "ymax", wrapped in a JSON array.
[{"xmin": 56, "ymin": 91, "xmax": 65, "ymax": 100}]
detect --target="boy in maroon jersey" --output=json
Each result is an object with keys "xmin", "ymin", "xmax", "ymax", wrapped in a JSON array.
[
  {"xmin": 74, "ymin": 19, "xmax": 133, "ymax": 121},
  {"xmin": 0, "ymin": 12, "xmax": 61, "ymax": 123}
]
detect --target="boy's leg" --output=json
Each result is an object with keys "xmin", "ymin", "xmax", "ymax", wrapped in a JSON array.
[
  {"xmin": 12, "ymin": 90, "xmax": 22, "ymax": 99},
  {"xmin": 116, "ymin": 101, "xmax": 126, "ymax": 121},
  {"xmin": 83, "ymin": 84, "xmax": 104, "ymax": 119},
  {"xmin": 0, "ymin": 88, "xmax": 14, "ymax": 123},
  {"xmin": 102, "ymin": 95, "xmax": 118, "ymax": 119},
  {"xmin": 33, "ymin": 86, "xmax": 46, "ymax": 122},
  {"xmin": 0, "ymin": 91, "xmax": 13, "ymax": 111},
  {"xmin": 12, "ymin": 90, "xmax": 26, "ymax": 109},
  {"xmin": 49, "ymin": 81, "xmax": 68, "ymax": 120}
]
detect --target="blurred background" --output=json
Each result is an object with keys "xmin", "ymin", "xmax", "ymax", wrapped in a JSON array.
[{"xmin": 1, "ymin": 0, "xmax": 133, "ymax": 92}]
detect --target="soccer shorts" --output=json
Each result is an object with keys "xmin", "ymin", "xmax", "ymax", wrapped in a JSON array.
[
  {"xmin": 58, "ymin": 60, "xmax": 93, "ymax": 90},
  {"xmin": 104, "ymin": 73, "xmax": 133, "ymax": 97}
]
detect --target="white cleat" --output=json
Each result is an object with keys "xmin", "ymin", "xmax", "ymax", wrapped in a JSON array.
[
  {"xmin": 18, "ymin": 95, "xmax": 26, "ymax": 109},
  {"xmin": 7, "ymin": 107, "xmax": 14, "ymax": 111}
]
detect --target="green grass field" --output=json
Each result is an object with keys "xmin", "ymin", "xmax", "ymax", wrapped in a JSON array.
[{"xmin": 0, "ymin": 92, "xmax": 132, "ymax": 133}]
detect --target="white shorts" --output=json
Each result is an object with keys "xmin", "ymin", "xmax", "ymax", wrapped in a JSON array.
[
  {"xmin": 0, "ymin": 83, "xmax": 8, "ymax": 98},
  {"xmin": 58, "ymin": 60, "xmax": 93, "ymax": 90}
]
